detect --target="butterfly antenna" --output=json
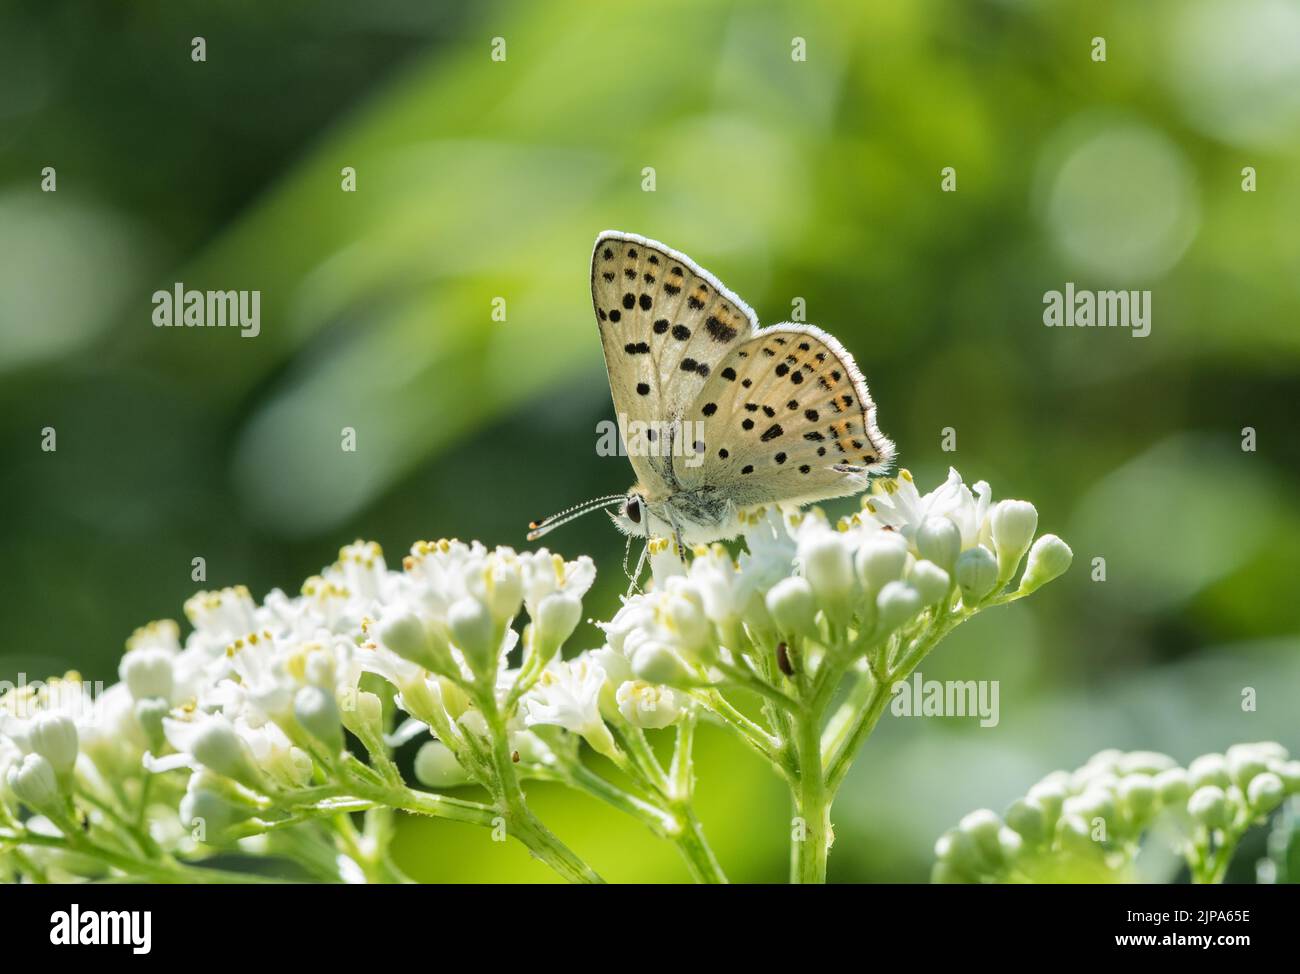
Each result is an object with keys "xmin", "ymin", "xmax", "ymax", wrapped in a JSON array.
[{"xmin": 527, "ymin": 494, "xmax": 625, "ymax": 541}]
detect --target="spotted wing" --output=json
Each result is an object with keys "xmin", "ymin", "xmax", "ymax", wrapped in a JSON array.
[
  {"xmin": 674, "ymin": 324, "xmax": 895, "ymax": 507},
  {"xmin": 592, "ymin": 231, "xmax": 757, "ymax": 491}
]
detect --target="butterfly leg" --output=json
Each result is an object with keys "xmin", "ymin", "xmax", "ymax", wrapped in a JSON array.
[
  {"xmin": 664, "ymin": 510, "xmax": 688, "ymax": 565},
  {"xmin": 625, "ymin": 541, "xmax": 649, "ymax": 597}
]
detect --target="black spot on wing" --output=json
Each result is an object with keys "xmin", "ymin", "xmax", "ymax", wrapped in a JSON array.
[{"xmin": 706, "ymin": 316, "xmax": 738, "ymax": 342}]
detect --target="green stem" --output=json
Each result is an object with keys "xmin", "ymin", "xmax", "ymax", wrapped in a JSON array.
[
  {"xmin": 478, "ymin": 692, "xmax": 604, "ymax": 884},
  {"xmin": 824, "ymin": 678, "xmax": 893, "ymax": 796},
  {"xmin": 790, "ymin": 706, "xmax": 830, "ymax": 884},
  {"xmin": 674, "ymin": 806, "xmax": 728, "ymax": 883}
]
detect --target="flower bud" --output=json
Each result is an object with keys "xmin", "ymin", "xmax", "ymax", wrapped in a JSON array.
[
  {"xmin": 910, "ymin": 560, "xmax": 951, "ymax": 606},
  {"xmin": 27, "ymin": 713, "xmax": 79, "ymax": 778},
  {"xmin": 876, "ymin": 581, "xmax": 923, "ymax": 631},
  {"xmin": 294, "ymin": 686, "xmax": 343, "ymax": 750},
  {"xmin": 955, "ymin": 545, "xmax": 998, "ymax": 604},
  {"xmin": 934, "ymin": 827, "xmax": 988, "ymax": 881},
  {"xmin": 855, "ymin": 536, "xmax": 909, "ymax": 596},
  {"xmin": 1188, "ymin": 753, "xmax": 1231, "ymax": 790},
  {"xmin": 336, "ymin": 691, "xmax": 384, "ymax": 758},
  {"xmin": 1153, "ymin": 767, "xmax": 1192, "ymax": 806},
  {"xmin": 120, "ymin": 649, "xmax": 175, "ymax": 702},
  {"xmin": 664, "ymin": 590, "xmax": 711, "ymax": 658},
  {"xmin": 190, "ymin": 719, "xmax": 261, "ymax": 789},
  {"xmin": 958, "ymin": 809, "xmax": 1008, "ymax": 869},
  {"xmin": 1055, "ymin": 813, "xmax": 1096, "ymax": 852},
  {"xmin": 1003, "ymin": 797, "xmax": 1047, "ymax": 846},
  {"xmin": 133, "ymin": 698, "xmax": 169, "ymax": 752},
  {"xmin": 1017, "ymin": 535, "xmax": 1072, "ymax": 594},
  {"xmin": 448, "ymin": 597, "xmax": 498, "ymax": 678},
  {"xmin": 803, "ymin": 534, "xmax": 857, "ymax": 624},
  {"xmin": 1117, "ymin": 775, "xmax": 1157, "ymax": 827},
  {"xmin": 1247, "ymin": 772, "xmax": 1285, "ymax": 815},
  {"xmin": 485, "ymin": 558, "xmax": 524, "ymax": 624},
  {"xmin": 6, "ymin": 753, "xmax": 61, "ymax": 813},
  {"xmin": 1231, "ymin": 741, "xmax": 1288, "ymax": 764},
  {"xmin": 1026, "ymin": 777, "xmax": 1068, "ymax": 823},
  {"xmin": 629, "ymin": 641, "xmax": 692, "ymax": 687},
  {"xmin": 1225, "ymin": 745, "xmax": 1271, "ymax": 790},
  {"xmin": 1063, "ymin": 788, "xmax": 1116, "ymax": 832},
  {"xmin": 765, "ymin": 577, "xmax": 817, "ymax": 638},
  {"xmin": 532, "ymin": 592, "xmax": 582, "ymax": 666},
  {"xmin": 1272, "ymin": 760, "xmax": 1300, "ymax": 793},
  {"xmin": 179, "ymin": 771, "xmax": 256, "ymax": 838},
  {"xmin": 1118, "ymin": 751, "xmax": 1177, "ymax": 776},
  {"xmin": 616, "ymin": 680, "xmax": 681, "ymax": 729},
  {"xmin": 1187, "ymin": 785, "xmax": 1230, "ymax": 830},
  {"xmin": 990, "ymin": 500, "xmax": 1038, "ymax": 582},
  {"xmin": 414, "ymin": 740, "xmax": 471, "ymax": 788},
  {"xmin": 378, "ymin": 608, "xmax": 451, "ymax": 674},
  {"xmin": 916, "ymin": 517, "xmax": 961, "ymax": 575}
]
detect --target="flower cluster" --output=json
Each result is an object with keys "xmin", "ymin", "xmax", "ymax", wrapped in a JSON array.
[
  {"xmin": 0, "ymin": 467, "xmax": 1072, "ymax": 884},
  {"xmin": 0, "ymin": 540, "xmax": 607, "ymax": 883},
  {"xmin": 934, "ymin": 743, "xmax": 1300, "ymax": 884},
  {"xmin": 598, "ymin": 467, "xmax": 1071, "ymax": 697}
]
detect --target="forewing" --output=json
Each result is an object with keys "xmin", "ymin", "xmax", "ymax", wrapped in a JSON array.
[
  {"xmin": 675, "ymin": 324, "xmax": 895, "ymax": 506},
  {"xmin": 592, "ymin": 231, "xmax": 757, "ymax": 488}
]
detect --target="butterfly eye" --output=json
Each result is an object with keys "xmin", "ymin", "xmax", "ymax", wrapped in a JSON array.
[{"xmin": 626, "ymin": 498, "xmax": 642, "ymax": 524}]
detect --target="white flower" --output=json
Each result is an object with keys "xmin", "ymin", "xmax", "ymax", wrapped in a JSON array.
[
  {"xmin": 865, "ymin": 468, "xmax": 991, "ymax": 550},
  {"xmin": 616, "ymin": 681, "xmax": 681, "ymax": 729},
  {"xmin": 519, "ymin": 548, "xmax": 596, "ymax": 619},
  {"xmin": 521, "ymin": 658, "xmax": 617, "ymax": 758},
  {"xmin": 687, "ymin": 544, "xmax": 743, "ymax": 627},
  {"xmin": 183, "ymin": 586, "xmax": 260, "ymax": 646}
]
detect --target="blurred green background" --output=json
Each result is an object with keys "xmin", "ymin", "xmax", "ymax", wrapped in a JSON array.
[{"xmin": 2, "ymin": 0, "xmax": 1298, "ymax": 882}]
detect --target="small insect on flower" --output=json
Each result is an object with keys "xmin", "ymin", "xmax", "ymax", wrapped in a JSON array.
[{"xmin": 527, "ymin": 231, "xmax": 896, "ymax": 578}]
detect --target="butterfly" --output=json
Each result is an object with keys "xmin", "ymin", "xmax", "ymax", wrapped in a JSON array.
[{"xmin": 528, "ymin": 231, "xmax": 895, "ymax": 565}]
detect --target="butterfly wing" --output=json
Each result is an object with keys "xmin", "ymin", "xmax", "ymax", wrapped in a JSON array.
[
  {"xmin": 674, "ymin": 323, "xmax": 895, "ymax": 507},
  {"xmin": 592, "ymin": 231, "xmax": 757, "ymax": 493}
]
